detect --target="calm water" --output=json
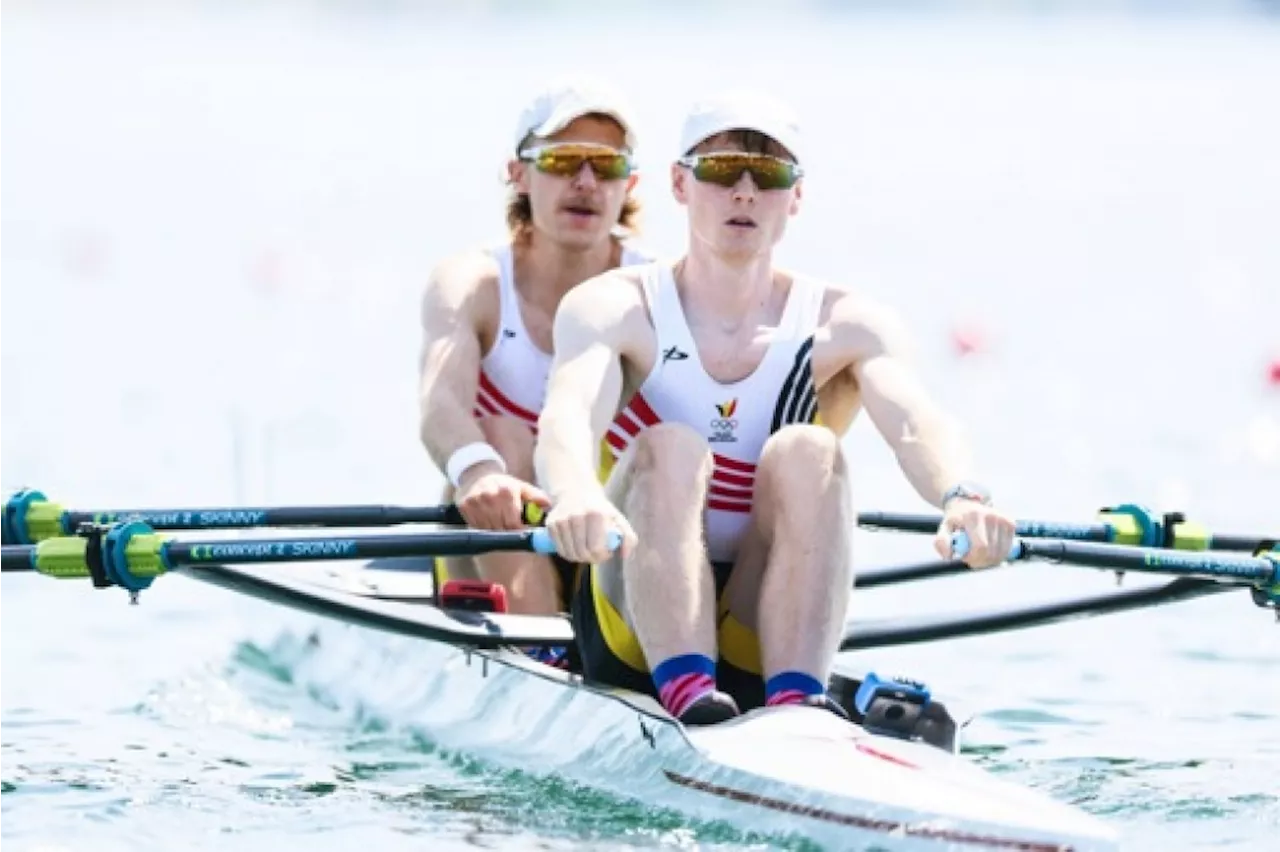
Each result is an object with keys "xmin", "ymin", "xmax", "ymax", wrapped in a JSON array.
[{"xmin": 3, "ymin": 3, "xmax": 1279, "ymax": 850}]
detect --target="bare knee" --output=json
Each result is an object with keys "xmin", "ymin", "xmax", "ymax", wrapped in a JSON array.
[
  {"xmin": 475, "ymin": 415, "xmax": 536, "ymax": 480},
  {"xmin": 758, "ymin": 425, "xmax": 847, "ymax": 492},
  {"xmin": 630, "ymin": 423, "xmax": 712, "ymax": 486}
]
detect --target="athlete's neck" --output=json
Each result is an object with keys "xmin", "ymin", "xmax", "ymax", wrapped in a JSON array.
[
  {"xmin": 675, "ymin": 249, "xmax": 776, "ymax": 330},
  {"xmin": 513, "ymin": 232, "xmax": 619, "ymax": 310}
]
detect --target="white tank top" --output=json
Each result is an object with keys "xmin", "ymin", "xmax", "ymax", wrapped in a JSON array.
[
  {"xmin": 605, "ymin": 263, "xmax": 826, "ymax": 562},
  {"xmin": 473, "ymin": 243, "xmax": 651, "ymax": 430}
]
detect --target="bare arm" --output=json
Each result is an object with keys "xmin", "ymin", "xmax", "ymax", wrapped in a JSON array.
[
  {"xmin": 830, "ymin": 297, "xmax": 974, "ymax": 508},
  {"xmin": 534, "ymin": 275, "xmax": 630, "ymax": 501},
  {"xmin": 417, "ymin": 252, "xmax": 497, "ymax": 476}
]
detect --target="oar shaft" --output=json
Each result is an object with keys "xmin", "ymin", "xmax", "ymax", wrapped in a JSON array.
[
  {"xmin": 1208, "ymin": 532, "xmax": 1277, "ymax": 553},
  {"xmin": 858, "ymin": 508, "xmax": 1274, "ymax": 554},
  {"xmin": 856, "ymin": 512, "xmax": 944, "ymax": 536},
  {"xmin": 4, "ymin": 523, "xmax": 600, "ymax": 597},
  {"xmin": 4, "ymin": 489, "xmax": 477, "ymax": 545},
  {"xmin": 1015, "ymin": 539, "xmax": 1278, "ymax": 584},
  {"xmin": 858, "ymin": 511, "xmax": 1117, "ymax": 543},
  {"xmin": 64, "ymin": 504, "xmax": 464, "ymax": 532},
  {"xmin": 3, "ymin": 546, "xmax": 36, "ymax": 572},
  {"xmin": 0, "ymin": 541, "xmax": 1001, "ymax": 594},
  {"xmin": 951, "ymin": 531, "xmax": 1279, "ymax": 586},
  {"xmin": 163, "ymin": 529, "xmax": 545, "ymax": 567}
]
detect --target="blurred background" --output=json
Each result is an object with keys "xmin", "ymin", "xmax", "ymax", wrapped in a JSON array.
[
  {"xmin": 3, "ymin": 2, "xmax": 1279, "ymax": 850},
  {"xmin": 5, "ymin": 0, "xmax": 1278, "ymax": 526}
]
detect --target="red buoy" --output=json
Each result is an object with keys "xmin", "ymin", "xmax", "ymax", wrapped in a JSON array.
[{"xmin": 949, "ymin": 322, "xmax": 988, "ymax": 358}]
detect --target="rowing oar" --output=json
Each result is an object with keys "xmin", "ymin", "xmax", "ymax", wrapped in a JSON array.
[
  {"xmin": 0, "ymin": 489, "xmax": 547, "ymax": 545},
  {"xmin": 858, "ymin": 504, "xmax": 1275, "ymax": 554},
  {"xmin": 0, "ymin": 489, "xmax": 973, "ymax": 591},
  {"xmin": 950, "ymin": 531, "xmax": 1280, "ymax": 616},
  {"xmin": 841, "ymin": 537, "xmax": 1279, "ymax": 650},
  {"xmin": 841, "ymin": 578, "xmax": 1232, "ymax": 650},
  {"xmin": 1, "ymin": 521, "xmax": 614, "ymax": 599},
  {"xmin": 855, "ymin": 502, "xmax": 1276, "ymax": 589}
]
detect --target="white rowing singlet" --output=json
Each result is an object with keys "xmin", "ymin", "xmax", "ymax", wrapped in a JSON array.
[
  {"xmin": 605, "ymin": 263, "xmax": 826, "ymax": 562},
  {"xmin": 473, "ymin": 243, "xmax": 651, "ymax": 430}
]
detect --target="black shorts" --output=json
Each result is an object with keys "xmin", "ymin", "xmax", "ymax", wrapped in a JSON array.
[{"xmin": 570, "ymin": 561, "xmax": 766, "ymax": 712}]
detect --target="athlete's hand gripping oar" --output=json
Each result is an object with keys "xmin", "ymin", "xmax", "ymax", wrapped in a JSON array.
[
  {"xmin": 452, "ymin": 469, "xmax": 552, "ymax": 535},
  {"xmin": 851, "ymin": 501, "xmax": 1277, "ymax": 589},
  {"xmin": 950, "ymin": 530, "xmax": 1280, "ymax": 616},
  {"xmin": 860, "ymin": 504, "xmax": 1275, "ymax": 554},
  {"xmin": 929, "ymin": 498, "xmax": 1016, "ymax": 570},
  {"xmin": 0, "ymin": 488, "xmax": 547, "ymax": 545},
  {"xmin": 542, "ymin": 488, "xmax": 638, "ymax": 565},
  {"xmin": 1, "ymin": 523, "xmax": 622, "ymax": 600}
]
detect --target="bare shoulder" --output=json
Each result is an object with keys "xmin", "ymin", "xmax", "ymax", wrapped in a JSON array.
[
  {"xmin": 557, "ymin": 264, "xmax": 649, "ymax": 329},
  {"xmin": 421, "ymin": 246, "xmax": 501, "ymax": 329},
  {"xmin": 419, "ymin": 246, "xmax": 502, "ymax": 356},
  {"xmin": 814, "ymin": 278, "xmax": 915, "ymax": 361}
]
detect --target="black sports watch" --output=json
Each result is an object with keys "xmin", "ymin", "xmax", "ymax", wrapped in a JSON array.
[{"xmin": 941, "ymin": 481, "xmax": 992, "ymax": 509}]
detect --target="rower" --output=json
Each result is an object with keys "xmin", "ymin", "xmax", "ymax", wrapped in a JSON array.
[
  {"xmin": 417, "ymin": 75, "xmax": 651, "ymax": 623},
  {"xmin": 534, "ymin": 89, "xmax": 1016, "ymax": 724}
]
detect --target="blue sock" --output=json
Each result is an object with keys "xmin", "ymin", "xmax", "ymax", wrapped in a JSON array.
[
  {"xmin": 765, "ymin": 671, "xmax": 825, "ymax": 707},
  {"xmin": 652, "ymin": 653, "xmax": 717, "ymax": 718},
  {"xmin": 522, "ymin": 646, "xmax": 566, "ymax": 666}
]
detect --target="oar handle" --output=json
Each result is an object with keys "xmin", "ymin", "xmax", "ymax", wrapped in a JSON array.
[
  {"xmin": 529, "ymin": 528, "xmax": 622, "ymax": 554},
  {"xmin": 949, "ymin": 531, "xmax": 1023, "ymax": 562}
]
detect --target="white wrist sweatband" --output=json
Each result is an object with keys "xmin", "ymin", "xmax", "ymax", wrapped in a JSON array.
[{"xmin": 446, "ymin": 442, "xmax": 506, "ymax": 487}]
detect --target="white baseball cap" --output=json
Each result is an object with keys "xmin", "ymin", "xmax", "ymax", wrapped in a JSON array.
[
  {"xmin": 678, "ymin": 89, "xmax": 805, "ymax": 164},
  {"xmin": 512, "ymin": 76, "xmax": 639, "ymax": 154}
]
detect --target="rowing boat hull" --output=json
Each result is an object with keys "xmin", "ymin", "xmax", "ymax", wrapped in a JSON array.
[{"xmin": 229, "ymin": 560, "xmax": 1121, "ymax": 850}]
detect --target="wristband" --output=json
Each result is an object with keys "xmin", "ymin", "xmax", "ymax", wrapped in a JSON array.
[
  {"xmin": 446, "ymin": 442, "xmax": 506, "ymax": 488},
  {"xmin": 941, "ymin": 481, "xmax": 992, "ymax": 509}
]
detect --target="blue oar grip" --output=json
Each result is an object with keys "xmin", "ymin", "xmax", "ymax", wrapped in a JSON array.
[
  {"xmin": 530, "ymin": 529, "xmax": 555, "ymax": 554},
  {"xmin": 529, "ymin": 528, "xmax": 622, "ymax": 556},
  {"xmin": 950, "ymin": 531, "xmax": 1023, "ymax": 561}
]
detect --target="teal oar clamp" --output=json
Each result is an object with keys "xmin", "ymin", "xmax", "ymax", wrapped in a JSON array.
[
  {"xmin": 2, "ymin": 489, "xmax": 53, "ymax": 545},
  {"xmin": 1098, "ymin": 504, "xmax": 1191, "ymax": 549}
]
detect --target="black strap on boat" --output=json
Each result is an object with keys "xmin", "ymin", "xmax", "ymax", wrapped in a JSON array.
[
  {"xmin": 74, "ymin": 522, "xmax": 113, "ymax": 589},
  {"xmin": 1160, "ymin": 511, "xmax": 1185, "ymax": 550}
]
